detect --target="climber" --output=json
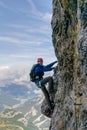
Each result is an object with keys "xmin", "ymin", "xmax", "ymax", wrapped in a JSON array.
[{"xmin": 30, "ymin": 58, "xmax": 57, "ymax": 110}]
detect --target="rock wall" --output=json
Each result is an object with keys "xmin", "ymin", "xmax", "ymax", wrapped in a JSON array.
[{"xmin": 50, "ymin": 0, "xmax": 87, "ymax": 130}]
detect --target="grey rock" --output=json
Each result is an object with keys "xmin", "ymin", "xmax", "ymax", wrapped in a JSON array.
[{"xmin": 41, "ymin": 0, "xmax": 87, "ymax": 130}]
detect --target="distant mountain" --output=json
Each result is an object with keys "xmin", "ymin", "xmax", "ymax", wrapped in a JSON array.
[
  {"xmin": 1, "ymin": 83, "xmax": 33, "ymax": 97},
  {"xmin": 0, "ymin": 82, "xmax": 50, "ymax": 130},
  {"xmin": 0, "ymin": 83, "xmax": 41, "ymax": 111}
]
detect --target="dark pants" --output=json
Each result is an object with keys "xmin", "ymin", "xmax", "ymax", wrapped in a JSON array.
[{"xmin": 36, "ymin": 76, "xmax": 54, "ymax": 109}]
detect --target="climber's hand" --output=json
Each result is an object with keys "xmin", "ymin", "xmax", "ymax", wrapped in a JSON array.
[{"xmin": 52, "ymin": 67, "xmax": 55, "ymax": 70}]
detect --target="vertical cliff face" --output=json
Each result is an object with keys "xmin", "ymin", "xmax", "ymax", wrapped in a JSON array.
[{"xmin": 50, "ymin": 0, "xmax": 87, "ymax": 130}]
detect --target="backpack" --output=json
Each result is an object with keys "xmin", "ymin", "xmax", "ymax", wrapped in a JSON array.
[{"xmin": 29, "ymin": 64, "xmax": 37, "ymax": 82}]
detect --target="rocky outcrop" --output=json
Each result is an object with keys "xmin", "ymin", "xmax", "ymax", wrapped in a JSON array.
[
  {"xmin": 41, "ymin": 93, "xmax": 55, "ymax": 118},
  {"xmin": 41, "ymin": 0, "xmax": 87, "ymax": 130},
  {"xmin": 50, "ymin": 0, "xmax": 87, "ymax": 130}
]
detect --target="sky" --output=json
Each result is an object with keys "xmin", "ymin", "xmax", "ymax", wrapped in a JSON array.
[{"xmin": 0, "ymin": 0, "xmax": 57, "ymax": 68}]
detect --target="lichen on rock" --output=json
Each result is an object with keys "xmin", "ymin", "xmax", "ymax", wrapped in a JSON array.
[{"xmin": 41, "ymin": 0, "xmax": 87, "ymax": 130}]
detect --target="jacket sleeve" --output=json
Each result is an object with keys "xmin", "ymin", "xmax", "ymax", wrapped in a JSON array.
[
  {"xmin": 43, "ymin": 61, "xmax": 57, "ymax": 72},
  {"xmin": 45, "ymin": 61, "xmax": 57, "ymax": 68}
]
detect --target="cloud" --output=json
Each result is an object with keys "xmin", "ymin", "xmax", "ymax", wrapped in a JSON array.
[
  {"xmin": 0, "ymin": 1, "xmax": 52, "ymax": 46},
  {"xmin": 27, "ymin": 0, "xmax": 42, "ymax": 17},
  {"xmin": 0, "ymin": 1, "xmax": 8, "ymax": 8},
  {"xmin": 0, "ymin": 36, "xmax": 42, "ymax": 45},
  {"xmin": 0, "ymin": 29, "xmax": 51, "ymax": 46},
  {"xmin": 0, "ymin": 0, "xmax": 52, "ymax": 24},
  {"xmin": 0, "ymin": 66, "xmax": 9, "ymax": 70},
  {"xmin": 6, "ymin": 24, "xmax": 28, "ymax": 29},
  {"xmin": 0, "ymin": 64, "xmax": 54, "ymax": 88},
  {"xmin": 26, "ymin": 0, "xmax": 52, "ymax": 22},
  {"xmin": 0, "ymin": 36, "xmax": 21, "ymax": 44},
  {"xmin": 26, "ymin": 24, "xmax": 51, "ymax": 37},
  {"xmin": 6, "ymin": 22, "xmax": 51, "ymax": 39},
  {"xmin": 10, "ymin": 54, "xmax": 30, "ymax": 58},
  {"xmin": 0, "ymin": 0, "xmax": 56, "ymax": 67},
  {"xmin": 43, "ymin": 13, "xmax": 52, "ymax": 22},
  {"xmin": 0, "ymin": 1, "xmax": 19, "ymax": 14},
  {"xmin": 0, "ymin": 65, "xmax": 30, "ymax": 87}
]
